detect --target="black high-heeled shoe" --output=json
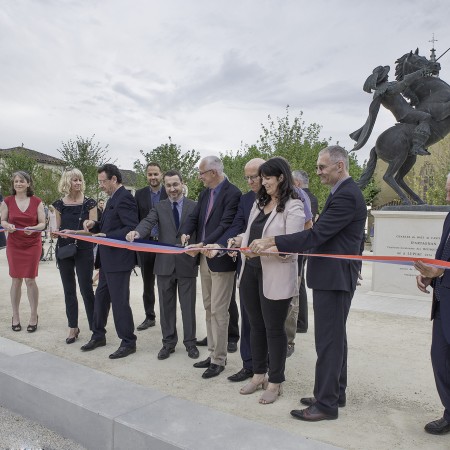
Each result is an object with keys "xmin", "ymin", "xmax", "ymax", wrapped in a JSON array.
[
  {"xmin": 66, "ymin": 328, "xmax": 80, "ymax": 344},
  {"xmin": 27, "ymin": 315, "xmax": 38, "ymax": 333},
  {"xmin": 11, "ymin": 318, "xmax": 21, "ymax": 332}
]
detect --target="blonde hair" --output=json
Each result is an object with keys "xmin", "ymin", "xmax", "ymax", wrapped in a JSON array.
[{"xmin": 58, "ymin": 168, "xmax": 86, "ymax": 195}]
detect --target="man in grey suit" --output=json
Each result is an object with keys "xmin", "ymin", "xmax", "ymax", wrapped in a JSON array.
[{"xmin": 126, "ymin": 170, "xmax": 199, "ymax": 360}]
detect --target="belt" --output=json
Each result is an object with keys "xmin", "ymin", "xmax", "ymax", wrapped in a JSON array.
[{"xmin": 150, "ymin": 236, "xmax": 158, "ymax": 241}]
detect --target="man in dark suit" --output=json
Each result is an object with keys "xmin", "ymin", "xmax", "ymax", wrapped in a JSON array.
[
  {"xmin": 126, "ymin": 170, "xmax": 200, "ymax": 361},
  {"xmin": 292, "ymin": 170, "xmax": 319, "ymax": 334},
  {"xmin": 181, "ymin": 156, "xmax": 241, "ymax": 379},
  {"xmin": 81, "ymin": 164, "xmax": 139, "ymax": 359},
  {"xmin": 134, "ymin": 162, "xmax": 168, "ymax": 331},
  {"xmin": 204, "ymin": 158, "xmax": 266, "ymax": 382},
  {"xmin": 250, "ymin": 145, "xmax": 366, "ymax": 421},
  {"xmin": 415, "ymin": 174, "xmax": 450, "ymax": 435}
]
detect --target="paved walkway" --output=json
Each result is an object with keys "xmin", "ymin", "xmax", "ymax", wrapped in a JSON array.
[{"xmin": 0, "ymin": 245, "xmax": 447, "ymax": 449}]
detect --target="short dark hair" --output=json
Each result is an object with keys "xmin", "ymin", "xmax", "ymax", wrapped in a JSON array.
[
  {"xmin": 97, "ymin": 164, "xmax": 122, "ymax": 183},
  {"xmin": 163, "ymin": 169, "xmax": 183, "ymax": 183},
  {"xmin": 146, "ymin": 162, "xmax": 162, "ymax": 172},
  {"xmin": 11, "ymin": 171, "xmax": 34, "ymax": 196},
  {"xmin": 257, "ymin": 157, "xmax": 297, "ymax": 212}
]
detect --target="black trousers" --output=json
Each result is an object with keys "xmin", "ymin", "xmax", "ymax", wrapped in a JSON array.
[
  {"xmin": 431, "ymin": 303, "xmax": 450, "ymax": 421},
  {"xmin": 228, "ymin": 275, "xmax": 240, "ymax": 343},
  {"xmin": 240, "ymin": 265, "xmax": 291, "ymax": 383},
  {"xmin": 57, "ymin": 247, "xmax": 95, "ymax": 330},
  {"xmin": 297, "ymin": 257, "xmax": 308, "ymax": 331},
  {"xmin": 139, "ymin": 251, "xmax": 156, "ymax": 321},
  {"xmin": 313, "ymin": 289, "xmax": 352, "ymax": 416},
  {"xmin": 92, "ymin": 269, "xmax": 137, "ymax": 348}
]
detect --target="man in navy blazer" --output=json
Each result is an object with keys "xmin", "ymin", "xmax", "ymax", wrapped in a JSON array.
[
  {"xmin": 81, "ymin": 164, "xmax": 139, "ymax": 359},
  {"xmin": 134, "ymin": 162, "xmax": 168, "ymax": 331},
  {"xmin": 205, "ymin": 158, "xmax": 266, "ymax": 383},
  {"xmin": 415, "ymin": 174, "xmax": 450, "ymax": 435},
  {"xmin": 181, "ymin": 156, "xmax": 241, "ymax": 379},
  {"xmin": 250, "ymin": 146, "xmax": 367, "ymax": 421}
]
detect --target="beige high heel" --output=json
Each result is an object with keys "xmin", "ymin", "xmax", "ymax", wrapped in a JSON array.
[
  {"xmin": 259, "ymin": 382, "xmax": 283, "ymax": 404},
  {"xmin": 240, "ymin": 375, "xmax": 268, "ymax": 395}
]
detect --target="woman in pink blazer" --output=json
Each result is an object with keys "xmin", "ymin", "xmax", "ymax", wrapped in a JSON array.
[{"xmin": 233, "ymin": 157, "xmax": 305, "ymax": 404}]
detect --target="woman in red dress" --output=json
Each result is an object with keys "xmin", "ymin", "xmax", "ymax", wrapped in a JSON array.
[{"xmin": 0, "ymin": 171, "xmax": 46, "ymax": 332}]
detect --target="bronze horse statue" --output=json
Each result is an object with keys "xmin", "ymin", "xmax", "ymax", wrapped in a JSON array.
[{"xmin": 354, "ymin": 50, "xmax": 450, "ymax": 204}]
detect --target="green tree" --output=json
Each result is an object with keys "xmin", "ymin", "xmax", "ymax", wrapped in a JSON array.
[
  {"xmin": 134, "ymin": 138, "xmax": 202, "ymax": 199},
  {"xmin": 0, "ymin": 150, "xmax": 61, "ymax": 204},
  {"xmin": 222, "ymin": 106, "xmax": 377, "ymax": 207},
  {"xmin": 57, "ymin": 135, "xmax": 111, "ymax": 198},
  {"xmin": 405, "ymin": 136, "xmax": 450, "ymax": 204}
]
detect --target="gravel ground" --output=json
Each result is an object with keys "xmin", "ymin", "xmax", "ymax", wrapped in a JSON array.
[{"xmin": 0, "ymin": 405, "xmax": 86, "ymax": 450}]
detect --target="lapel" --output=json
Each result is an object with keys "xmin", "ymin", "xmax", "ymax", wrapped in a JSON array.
[
  {"xmin": 205, "ymin": 179, "xmax": 228, "ymax": 225},
  {"xmin": 160, "ymin": 200, "xmax": 177, "ymax": 230},
  {"xmin": 262, "ymin": 203, "xmax": 282, "ymax": 235},
  {"xmin": 102, "ymin": 187, "xmax": 121, "ymax": 225},
  {"xmin": 180, "ymin": 197, "xmax": 191, "ymax": 226}
]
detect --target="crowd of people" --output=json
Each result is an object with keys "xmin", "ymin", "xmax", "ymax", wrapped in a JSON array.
[{"xmin": 1, "ymin": 145, "xmax": 449, "ymax": 434}]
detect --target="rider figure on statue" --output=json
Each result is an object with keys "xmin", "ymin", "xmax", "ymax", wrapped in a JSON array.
[{"xmin": 350, "ymin": 65, "xmax": 432, "ymax": 156}]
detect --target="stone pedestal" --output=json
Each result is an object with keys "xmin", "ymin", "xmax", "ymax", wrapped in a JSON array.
[{"xmin": 371, "ymin": 208, "xmax": 449, "ymax": 298}]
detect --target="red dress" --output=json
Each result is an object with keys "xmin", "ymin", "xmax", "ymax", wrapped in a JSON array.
[{"xmin": 4, "ymin": 195, "xmax": 42, "ymax": 278}]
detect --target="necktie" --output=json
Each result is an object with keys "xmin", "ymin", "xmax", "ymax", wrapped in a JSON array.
[
  {"xmin": 435, "ymin": 233, "xmax": 450, "ymax": 301},
  {"xmin": 202, "ymin": 189, "xmax": 215, "ymax": 241},
  {"xmin": 172, "ymin": 201, "xmax": 180, "ymax": 230}
]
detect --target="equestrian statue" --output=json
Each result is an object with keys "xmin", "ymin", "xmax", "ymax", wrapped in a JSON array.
[{"xmin": 351, "ymin": 49, "xmax": 450, "ymax": 204}]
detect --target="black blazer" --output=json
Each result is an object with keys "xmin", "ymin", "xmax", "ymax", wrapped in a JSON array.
[
  {"xmin": 92, "ymin": 186, "xmax": 139, "ymax": 272},
  {"xmin": 432, "ymin": 212, "xmax": 450, "ymax": 343},
  {"xmin": 303, "ymin": 187, "xmax": 319, "ymax": 221},
  {"xmin": 180, "ymin": 178, "xmax": 241, "ymax": 272},
  {"xmin": 135, "ymin": 185, "xmax": 168, "ymax": 222},
  {"xmin": 275, "ymin": 178, "xmax": 366, "ymax": 293}
]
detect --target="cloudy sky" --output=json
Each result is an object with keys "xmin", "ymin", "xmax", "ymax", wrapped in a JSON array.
[{"xmin": 1, "ymin": 0, "xmax": 449, "ymax": 170}]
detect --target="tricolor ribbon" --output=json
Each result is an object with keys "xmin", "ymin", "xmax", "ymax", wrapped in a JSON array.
[{"xmin": 2, "ymin": 228, "xmax": 449, "ymax": 269}]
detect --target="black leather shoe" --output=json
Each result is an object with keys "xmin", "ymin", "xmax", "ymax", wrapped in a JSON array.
[
  {"xmin": 424, "ymin": 417, "xmax": 450, "ymax": 435},
  {"xmin": 290, "ymin": 405, "xmax": 338, "ymax": 422},
  {"xmin": 227, "ymin": 368, "xmax": 253, "ymax": 382},
  {"xmin": 186, "ymin": 345, "xmax": 200, "ymax": 359},
  {"xmin": 109, "ymin": 346, "xmax": 136, "ymax": 359},
  {"xmin": 300, "ymin": 396, "xmax": 346, "ymax": 408},
  {"xmin": 227, "ymin": 341, "xmax": 238, "ymax": 353},
  {"xmin": 158, "ymin": 346, "xmax": 175, "ymax": 360},
  {"xmin": 80, "ymin": 338, "xmax": 106, "ymax": 351},
  {"xmin": 137, "ymin": 318, "xmax": 156, "ymax": 330},
  {"xmin": 193, "ymin": 357, "xmax": 211, "ymax": 368},
  {"xmin": 202, "ymin": 363, "xmax": 224, "ymax": 379},
  {"xmin": 196, "ymin": 337, "xmax": 207, "ymax": 346}
]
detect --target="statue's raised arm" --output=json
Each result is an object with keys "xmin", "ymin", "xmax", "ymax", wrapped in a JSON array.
[{"xmin": 350, "ymin": 64, "xmax": 432, "ymax": 155}]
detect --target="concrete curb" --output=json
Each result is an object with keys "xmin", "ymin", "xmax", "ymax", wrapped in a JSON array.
[{"xmin": 0, "ymin": 337, "xmax": 338, "ymax": 450}]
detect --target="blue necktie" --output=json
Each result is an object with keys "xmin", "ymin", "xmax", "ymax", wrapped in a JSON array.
[
  {"xmin": 173, "ymin": 202, "xmax": 180, "ymax": 230},
  {"xmin": 435, "ymin": 233, "xmax": 450, "ymax": 301}
]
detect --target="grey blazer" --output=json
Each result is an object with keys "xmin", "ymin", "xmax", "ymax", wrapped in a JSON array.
[{"xmin": 135, "ymin": 197, "xmax": 199, "ymax": 278}]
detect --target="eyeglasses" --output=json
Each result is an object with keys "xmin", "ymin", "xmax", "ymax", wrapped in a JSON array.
[
  {"xmin": 198, "ymin": 169, "xmax": 213, "ymax": 176},
  {"xmin": 316, "ymin": 162, "xmax": 340, "ymax": 171},
  {"xmin": 98, "ymin": 178, "xmax": 110, "ymax": 185},
  {"xmin": 244, "ymin": 175, "xmax": 260, "ymax": 182}
]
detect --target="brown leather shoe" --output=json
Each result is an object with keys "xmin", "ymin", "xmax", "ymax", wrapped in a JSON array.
[
  {"xmin": 300, "ymin": 396, "xmax": 346, "ymax": 408},
  {"xmin": 290, "ymin": 405, "xmax": 338, "ymax": 422}
]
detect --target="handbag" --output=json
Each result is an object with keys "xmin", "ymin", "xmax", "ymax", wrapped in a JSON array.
[
  {"xmin": 56, "ymin": 242, "xmax": 77, "ymax": 259},
  {"xmin": 56, "ymin": 198, "xmax": 86, "ymax": 260}
]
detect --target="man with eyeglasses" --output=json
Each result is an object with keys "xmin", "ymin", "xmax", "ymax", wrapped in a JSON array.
[
  {"xmin": 250, "ymin": 146, "xmax": 366, "ymax": 421},
  {"xmin": 204, "ymin": 158, "xmax": 266, "ymax": 382},
  {"xmin": 180, "ymin": 156, "xmax": 241, "ymax": 379}
]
